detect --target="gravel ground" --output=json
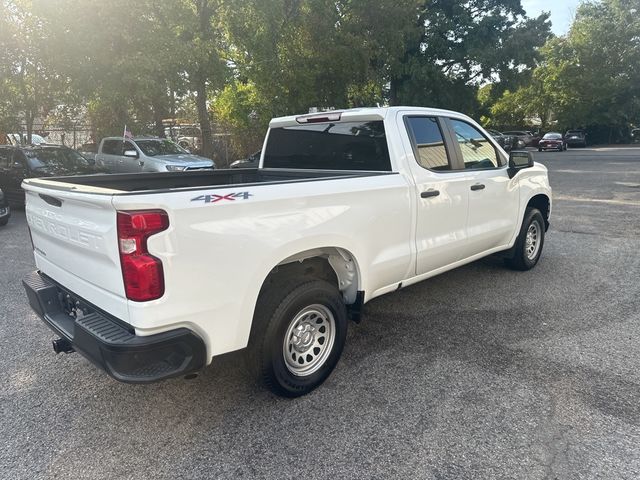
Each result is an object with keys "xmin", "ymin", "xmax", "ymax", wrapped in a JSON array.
[{"xmin": 1, "ymin": 147, "xmax": 639, "ymax": 479}]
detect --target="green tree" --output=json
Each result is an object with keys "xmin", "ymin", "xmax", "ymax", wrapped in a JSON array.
[
  {"xmin": 387, "ymin": 1, "xmax": 551, "ymax": 113},
  {"xmin": 0, "ymin": 0, "xmax": 68, "ymax": 141},
  {"xmin": 490, "ymin": 0, "xmax": 640, "ymax": 140}
]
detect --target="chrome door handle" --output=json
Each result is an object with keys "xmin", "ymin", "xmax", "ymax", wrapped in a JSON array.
[
  {"xmin": 421, "ymin": 190, "xmax": 440, "ymax": 198},
  {"xmin": 470, "ymin": 183, "xmax": 485, "ymax": 191}
]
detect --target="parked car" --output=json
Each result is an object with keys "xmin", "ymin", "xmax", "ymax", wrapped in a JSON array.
[
  {"xmin": 95, "ymin": 137, "xmax": 215, "ymax": 173},
  {"xmin": 21, "ymin": 106, "xmax": 551, "ymax": 397},
  {"xmin": 5, "ymin": 133, "xmax": 47, "ymax": 146},
  {"xmin": 538, "ymin": 132, "xmax": 566, "ymax": 152},
  {"xmin": 565, "ymin": 130, "xmax": 587, "ymax": 148},
  {"xmin": 164, "ymin": 124, "xmax": 202, "ymax": 153},
  {"xmin": 0, "ymin": 144, "xmax": 105, "ymax": 205},
  {"xmin": 230, "ymin": 150, "xmax": 261, "ymax": 168},
  {"xmin": 632, "ymin": 128, "xmax": 640, "ymax": 144},
  {"xmin": 77, "ymin": 142, "xmax": 98, "ymax": 163},
  {"xmin": 503, "ymin": 130, "xmax": 541, "ymax": 147},
  {"xmin": 486, "ymin": 129, "xmax": 523, "ymax": 151},
  {"xmin": 0, "ymin": 188, "xmax": 10, "ymax": 226}
]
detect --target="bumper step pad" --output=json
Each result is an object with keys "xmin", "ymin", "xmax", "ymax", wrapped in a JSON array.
[{"xmin": 22, "ymin": 271, "xmax": 207, "ymax": 383}]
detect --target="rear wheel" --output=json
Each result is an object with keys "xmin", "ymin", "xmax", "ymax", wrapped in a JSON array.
[
  {"xmin": 505, "ymin": 208, "xmax": 545, "ymax": 271},
  {"xmin": 247, "ymin": 279, "xmax": 348, "ymax": 397}
]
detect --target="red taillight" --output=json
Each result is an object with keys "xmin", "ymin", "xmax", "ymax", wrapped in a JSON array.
[{"xmin": 117, "ymin": 210, "xmax": 169, "ymax": 302}]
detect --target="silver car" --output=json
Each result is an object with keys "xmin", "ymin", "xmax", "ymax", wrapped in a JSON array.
[{"xmin": 96, "ymin": 137, "xmax": 215, "ymax": 173}]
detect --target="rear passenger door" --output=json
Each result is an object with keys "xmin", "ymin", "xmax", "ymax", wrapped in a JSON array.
[
  {"xmin": 398, "ymin": 113, "xmax": 472, "ymax": 275},
  {"xmin": 97, "ymin": 140, "xmax": 120, "ymax": 172},
  {"xmin": 446, "ymin": 118, "xmax": 520, "ymax": 253},
  {"xmin": 0, "ymin": 147, "xmax": 14, "ymax": 197},
  {"xmin": 0, "ymin": 148, "xmax": 27, "ymax": 204}
]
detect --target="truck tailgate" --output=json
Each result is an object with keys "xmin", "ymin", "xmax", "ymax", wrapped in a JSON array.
[{"xmin": 23, "ymin": 184, "xmax": 128, "ymax": 320}]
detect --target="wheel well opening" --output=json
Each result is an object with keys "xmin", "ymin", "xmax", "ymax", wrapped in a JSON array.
[
  {"xmin": 259, "ymin": 248, "xmax": 360, "ymax": 305},
  {"xmin": 527, "ymin": 194, "xmax": 550, "ymax": 229}
]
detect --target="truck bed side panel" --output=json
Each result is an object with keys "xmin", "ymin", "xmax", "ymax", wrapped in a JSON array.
[{"xmin": 111, "ymin": 173, "xmax": 413, "ymax": 357}]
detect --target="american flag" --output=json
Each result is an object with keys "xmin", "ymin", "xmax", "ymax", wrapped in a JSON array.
[{"xmin": 123, "ymin": 125, "xmax": 133, "ymax": 139}]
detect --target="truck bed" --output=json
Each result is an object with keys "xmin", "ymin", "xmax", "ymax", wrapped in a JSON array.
[{"xmin": 27, "ymin": 168, "xmax": 392, "ymax": 194}]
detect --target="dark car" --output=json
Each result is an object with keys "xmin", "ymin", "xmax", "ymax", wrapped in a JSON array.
[
  {"xmin": 503, "ymin": 130, "xmax": 541, "ymax": 147},
  {"xmin": 565, "ymin": 130, "xmax": 587, "ymax": 148},
  {"xmin": 0, "ymin": 145, "xmax": 105, "ymax": 205},
  {"xmin": 0, "ymin": 188, "xmax": 10, "ymax": 226},
  {"xmin": 538, "ymin": 132, "xmax": 566, "ymax": 152},
  {"xmin": 486, "ymin": 129, "xmax": 524, "ymax": 151},
  {"xmin": 230, "ymin": 150, "xmax": 261, "ymax": 168},
  {"xmin": 77, "ymin": 142, "xmax": 98, "ymax": 163}
]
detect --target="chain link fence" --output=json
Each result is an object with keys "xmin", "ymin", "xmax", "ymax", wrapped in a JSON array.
[{"xmin": 9, "ymin": 123, "xmax": 95, "ymax": 149}]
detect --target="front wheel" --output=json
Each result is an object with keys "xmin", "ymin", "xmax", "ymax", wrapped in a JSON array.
[
  {"xmin": 247, "ymin": 279, "xmax": 348, "ymax": 397},
  {"xmin": 505, "ymin": 208, "xmax": 546, "ymax": 271}
]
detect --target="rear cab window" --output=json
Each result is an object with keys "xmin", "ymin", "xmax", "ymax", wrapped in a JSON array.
[{"xmin": 263, "ymin": 121, "xmax": 391, "ymax": 171}]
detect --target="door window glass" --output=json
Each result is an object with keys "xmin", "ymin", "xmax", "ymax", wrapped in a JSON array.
[
  {"xmin": 0, "ymin": 148, "xmax": 12, "ymax": 168},
  {"xmin": 102, "ymin": 140, "xmax": 122, "ymax": 155},
  {"xmin": 405, "ymin": 117, "xmax": 451, "ymax": 171},
  {"xmin": 450, "ymin": 119, "xmax": 502, "ymax": 169}
]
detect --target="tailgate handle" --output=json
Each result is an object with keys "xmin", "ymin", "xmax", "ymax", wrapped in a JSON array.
[{"xmin": 39, "ymin": 194, "xmax": 63, "ymax": 207}]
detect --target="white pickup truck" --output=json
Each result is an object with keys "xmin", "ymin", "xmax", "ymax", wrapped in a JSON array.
[{"xmin": 22, "ymin": 107, "xmax": 551, "ymax": 397}]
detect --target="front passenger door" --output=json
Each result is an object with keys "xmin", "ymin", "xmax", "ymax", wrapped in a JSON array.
[
  {"xmin": 447, "ymin": 118, "xmax": 520, "ymax": 254},
  {"xmin": 120, "ymin": 140, "xmax": 143, "ymax": 173}
]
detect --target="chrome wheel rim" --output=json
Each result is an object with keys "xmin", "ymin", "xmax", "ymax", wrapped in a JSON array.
[
  {"xmin": 525, "ymin": 220, "xmax": 541, "ymax": 260},
  {"xmin": 283, "ymin": 304, "xmax": 335, "ymax": 377}
]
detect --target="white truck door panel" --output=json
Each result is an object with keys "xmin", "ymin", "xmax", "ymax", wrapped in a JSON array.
[
  {"xmin": 467, "ymin": 169, "xmax": 519, "ymax": 251},
  {"xmin": 397, "ymin": 113, "xmax": 470, "ymax": 275},
  {"xmin": 446, "ymin": 118, "xmax": 520, "ymax": 253}
]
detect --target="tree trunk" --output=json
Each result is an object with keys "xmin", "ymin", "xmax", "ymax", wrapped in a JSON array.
[
  {"xmin": 195, "ymin": 76, "xmax": 214, "ymax": 158},
  {"xmin": 152, "ymin": 98, "xmax": 165, "ymax": 138},
  {"xmin": 389, "ymin": 78, "xmax": 400, "ymax": 106},
  {"xmin": 26, "ymin": 110, "xmax": 34, "ymax": 145},
  {"xmin": 194, "ymin": 0, "xmax": 214, "ymax": 159}
]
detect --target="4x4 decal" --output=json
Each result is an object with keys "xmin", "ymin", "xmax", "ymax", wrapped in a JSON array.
[{"xmin": 191, "ymin": 192, "xmax": 253, "ymax": 204}]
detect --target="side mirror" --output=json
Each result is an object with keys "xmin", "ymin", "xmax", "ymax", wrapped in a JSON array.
[
  {"xmin": 507, "ymin": 150, "xmax": 534, "ymax": 178},
  {"xmin": 123, "ymin": 149, "xmax": 138, "ymax": 158}
]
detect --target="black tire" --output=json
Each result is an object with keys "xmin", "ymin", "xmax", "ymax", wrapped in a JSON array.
[
  {"xmin": 0, "ymin": 218, "xmax": 7, "ymax": 227},
  {"xmin": 505, "ymin": 208, "xmax": 545, "ymax": 271},
  {"xmin": 247, "ymin": 279, "xmax": 348, "ymax": 397},
  {"xmin": 538, "ymin": 148, "xmax": 543, "ymax": 152}
]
